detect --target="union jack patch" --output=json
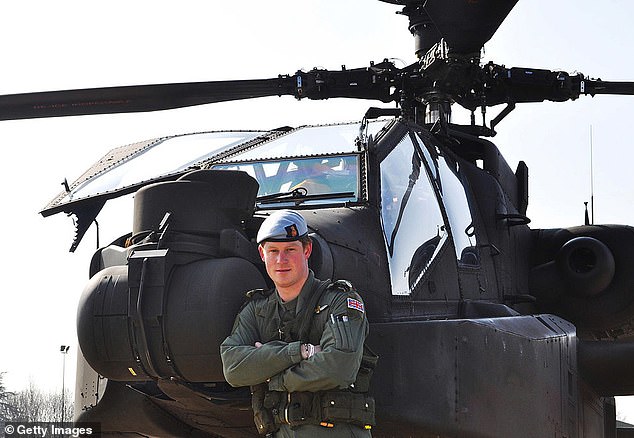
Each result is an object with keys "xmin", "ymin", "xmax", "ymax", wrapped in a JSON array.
[{"xmin": 347, "ymin": 297, "xmax": 364, "ymax": 313}]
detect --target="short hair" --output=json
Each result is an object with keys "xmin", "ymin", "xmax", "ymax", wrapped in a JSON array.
[{"xmin": 299, "ymin": 235, "xmax": 312, "ymax": 249}]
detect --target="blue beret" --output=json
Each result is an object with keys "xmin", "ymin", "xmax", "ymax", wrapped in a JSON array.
[{"xmin": 257, "ymin": 210, "xmax": 308, "ymax": 244}]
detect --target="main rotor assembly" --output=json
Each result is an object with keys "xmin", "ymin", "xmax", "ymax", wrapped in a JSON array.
[{"xmin": 0, "ymin": 0, "xmax": 632, "ymax": 135}]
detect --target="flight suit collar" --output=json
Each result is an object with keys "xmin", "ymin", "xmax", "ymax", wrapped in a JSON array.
[
  {"xmin": 295, "ymin": 270, "xmax": 318, "ymax": 315},
  {"xmin": 256, "ymin": 270, "xmax": 320, "ymax": 322}
]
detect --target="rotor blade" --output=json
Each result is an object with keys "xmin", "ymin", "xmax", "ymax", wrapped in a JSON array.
[
  {"xmin": 454, "ymin": 65, "xmax": 634, "ymax": 112},
  {"xmin": 583, "ymin": 79, "xmax": 634, "ymax": 96},
  {"xmin": 422, "ymin": 0, "xmax": 519, "ymax": 53},
  {"xmin": 0, "ymin": 78, "xmax": 296, "ymax": 121},
  {"xmin": 0, "ymin": 63, "xmax": 398, "ymax": 121}
]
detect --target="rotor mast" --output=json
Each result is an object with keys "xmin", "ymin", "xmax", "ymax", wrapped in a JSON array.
[{"xmin": 400, "ymin": 3, "xmax": 456, "ymax": 126}]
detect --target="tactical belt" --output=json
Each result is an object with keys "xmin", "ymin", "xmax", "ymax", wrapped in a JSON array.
[
  {"xmin": 284, "ymin": 390, "xmax": 375, "ymax": 429},
  {"xmin": 252, "ymin": 344, "xmax": 378, "ymax": 435},
  {"xmin": 253, "ymin": 388, "xmax": 375, "ymax": 433}
]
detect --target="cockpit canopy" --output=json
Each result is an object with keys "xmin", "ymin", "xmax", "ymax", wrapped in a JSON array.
[{"xmin": 42, "ymin": 120, "xmax": 388, "ymax": 217}]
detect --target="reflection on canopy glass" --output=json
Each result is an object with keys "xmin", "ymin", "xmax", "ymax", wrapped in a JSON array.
[
  {"xmin": 380, "ymin": 134, "xmax": 447, "ymax": 295},
  {"xmin": 212, "ymin": 155, "xmax": 359, "ymax": 206},
  {"xmin": 64, "ymin": 131, "xmax": 263, "ymax": 202}
]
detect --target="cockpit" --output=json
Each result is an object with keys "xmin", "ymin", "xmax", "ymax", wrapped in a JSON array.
[{"xmin": 41, "ymin": 118, "xmax": 478, "ymax": 301}]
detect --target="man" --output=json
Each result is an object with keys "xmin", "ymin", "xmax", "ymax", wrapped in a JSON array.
[{"xmin": 221, "ymin": 210, "xmax": 374, "ymax": 437}]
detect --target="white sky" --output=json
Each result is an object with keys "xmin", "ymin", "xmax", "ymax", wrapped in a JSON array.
[{"xmin": 2, "ymin": 0, "xmax": 634, "ymax": 424}]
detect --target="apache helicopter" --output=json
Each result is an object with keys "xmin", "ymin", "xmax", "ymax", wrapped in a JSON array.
[{"xmin": 5, "ymin": 0, "xmax": 634, "ymax": 437}]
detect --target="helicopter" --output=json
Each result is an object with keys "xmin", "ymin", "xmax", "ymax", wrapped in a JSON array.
[{"xmin": 4, "ymin": 0, "xmax": 634, "ymax": 437}]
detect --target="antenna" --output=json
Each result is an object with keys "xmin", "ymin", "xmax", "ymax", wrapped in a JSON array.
[{"xmin": 590, "ymin": 125, "xmax": 595, "ymax": 225}]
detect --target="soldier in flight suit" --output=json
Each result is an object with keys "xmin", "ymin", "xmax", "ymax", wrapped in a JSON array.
[{"xmin": 221, "ymin": 210, "xmax": 374, "ymax": 437}]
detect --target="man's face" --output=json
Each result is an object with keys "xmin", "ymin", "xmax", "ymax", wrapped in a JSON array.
[{"xmin": 258, "ymin": 240, "xmax": 312, "ymax": 291}]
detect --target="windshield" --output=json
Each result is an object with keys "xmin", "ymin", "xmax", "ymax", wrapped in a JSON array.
[
  {"xmin": 212, "ymin": 154, "xmax": 360, "ymax": 207},
  {"xmin": 380, "ymin": 133, "xmax": 448, "ymax": 295}
]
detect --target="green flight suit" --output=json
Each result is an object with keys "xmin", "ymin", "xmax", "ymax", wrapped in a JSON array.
[{"xmin": 221, "ymin": 271, "xmax": 372, "ymax": 437}]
